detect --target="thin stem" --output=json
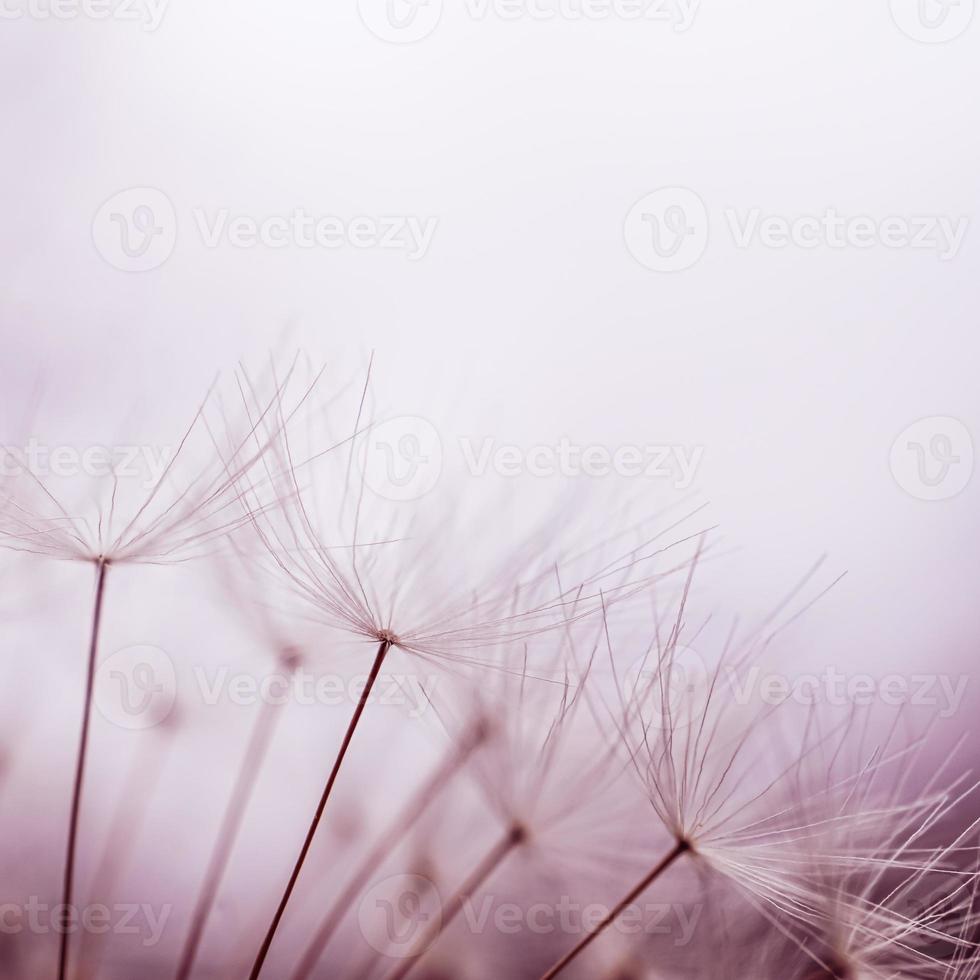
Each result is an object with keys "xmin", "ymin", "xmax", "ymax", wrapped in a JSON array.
[
  {"xmin": 385, "ymin": 822, "xmax": 527, "ymax": 980},
  {"xmin": 58, "ymin": 558, "xmax": 110, "ymax": 980},
  {"xmin": 538, "ymin": 839, "xmax": 690, "ymax": 980},
  {"xmin": 290, "ymin": 725, "xmax": 487, "ymax": 980},
  {"xmin": 75, "ymin": 728, "xmax": 173, "ymax": 980},
  {"xmin": 248, "ymin": 639, "xmax": 391, "ymax": 980},
  {"xmin": 175, "ymin": 689, "xmax": 285, "ymax": 980}
]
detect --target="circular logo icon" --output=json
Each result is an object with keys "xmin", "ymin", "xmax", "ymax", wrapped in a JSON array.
[
  {"xmin": 358, "ymin": 0, "xmax": 443, "ymax": 43},
  {"xmin": 94, "ymin": 644, "xmax": 177, "ymax": 730},
  {"xmin": 624, "ymin": 187, "xmax": 709, "ymax": 272},
  {"xmin": 622, "ymin": 644, "xmax": 710, "ymax": 730},
  {"xmin": 92, "ymin": 187, "xmax": 177, "ymax": 272},
  {"xmin": 358, "ymin": 874, "xmax": 442, "ymax": 958},
  {"xmin": 890, "ymin": 0, "xmax": 974, "ymax": 41},
  {"xmin": 890, "ymin": 416, "xmax": 973, "ymax": 501},
  {"xmin": 360, "ymin": 416, "xmax": 443, "ymax": 502}
]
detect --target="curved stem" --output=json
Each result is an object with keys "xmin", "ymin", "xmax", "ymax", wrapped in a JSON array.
[
  {"xmin": 538, "ymin": 839, "xmax": 689, "ymax": 980},
  {"xmin": 58, "ymin": 558, "xmax": 110, "ymax": 980},
  {"xmin": 248, "ymin": 639, "xmax": 391, "ymax": 980}
]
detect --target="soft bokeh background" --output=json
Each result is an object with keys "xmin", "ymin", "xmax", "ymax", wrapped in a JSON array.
[{"xmin": 4, "ymin": 0, "xmax": 978, "ymax": 701}]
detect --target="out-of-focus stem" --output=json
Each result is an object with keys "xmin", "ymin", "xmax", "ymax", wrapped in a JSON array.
[
  {"xmin": 384, "ymin": 822, "xmax": 527, "ymax": 980},
  {"xmin": 174, "ymin": 678, "xmax": 290, "ymax": 980},
  {"xmin": 289, "ymin": 723, "xmax": 488, "ymax": 980}
]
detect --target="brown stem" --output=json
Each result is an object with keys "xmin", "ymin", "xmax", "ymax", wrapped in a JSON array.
[
  {"xmin": 248, "ymin": 639, "xmax": 391, "ymax": 980},
  {"xmin": 538, "ymin": 839, "xmax": 690, "ymax": 980},
  {"xmin": 58, "ymin": 558, "xmax": 110, "ymax": 980},
  {"xmin": 175, "ymin": 689, "xmax": 285, "ymax": 980},
  {"xmin": 384, "ymin": 822, "xmax": 527, "ymax": 980},
  {"xmin": 290, "ymin": 724, "xmax": 487, "ymax": 980}
]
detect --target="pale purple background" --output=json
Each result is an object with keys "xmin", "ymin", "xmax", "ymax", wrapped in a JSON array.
[{"xmin": 1, "ymin": 2, "xmax": 979, "ymax": 975}]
